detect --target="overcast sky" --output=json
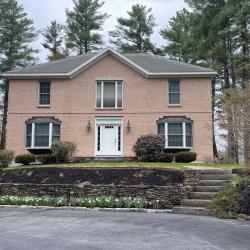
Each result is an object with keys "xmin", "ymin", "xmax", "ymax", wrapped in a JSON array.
[{"xmin": 18, "ymin": 0, "xmax": 187, "ymax": 62}]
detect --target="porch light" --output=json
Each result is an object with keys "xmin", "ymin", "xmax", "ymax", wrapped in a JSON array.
[
  {"xmin": 86, "ymin": 120, "xmax": 91, "ymax": 132},
  {"xmin": 126, "ymin": 120, "xmax": 131, "ymax": 132}
]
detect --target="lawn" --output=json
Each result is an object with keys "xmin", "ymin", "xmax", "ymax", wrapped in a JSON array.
[{"xmin": 4, "ymin": 161, "xmax": 242, "ymax": 171}]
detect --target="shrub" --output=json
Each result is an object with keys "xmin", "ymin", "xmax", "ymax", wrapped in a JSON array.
[
  {"xmin": 51, "ymin": 141, "xmax": 77, "ymax": 163},
  {"xmin": 37, "ymin": 154, "xmax": 56, "ymax": 164},
  {"xmin": 15, "ymin": 154, "xmax": 36, "ymax": 165},
  {"xmin": 211, "ymin": 176, "xmax": 250, "ymax": 218},
  {"xmin": 175, "ymin": 151, "xmax": 197, "ymax": 163},
  {"xmin": 133, "ymin": 134, "xmax": 165, "ymax": 162},
  {"xmin": 159, "ymin": 153, "xmax": 174, "ymax": 163},
  {"xmin": 0, "ymin": 150, "xmax": 14, "ymax": 168}
]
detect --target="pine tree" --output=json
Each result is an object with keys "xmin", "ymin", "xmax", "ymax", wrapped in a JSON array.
[
  {"xmin": 65, "ymin": 0, "xmax": 109, "ymax": 55},
  {"xmin": 0, "ymin": 0, "xmax": 37, "ymax": 149},
  {"xmin": 109, "ymin": 4, "xmax": 157, "ymax": 53},
  {"xmin": 42, "ymin": 20, "xmax": 66, "ymax": 61},
  {"xmin": 160, "ymin": 9, "xmax": 196, "ymax": 63}
]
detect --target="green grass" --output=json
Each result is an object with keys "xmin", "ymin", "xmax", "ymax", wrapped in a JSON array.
[{"xmin": 3, "ymin": 161, "xmax": 242, "ymax": 171}]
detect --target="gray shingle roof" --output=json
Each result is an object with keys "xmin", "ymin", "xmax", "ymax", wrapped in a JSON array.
[{"xmin": 3, "ymin": 48, "xmax": 216, "ymax": 78}]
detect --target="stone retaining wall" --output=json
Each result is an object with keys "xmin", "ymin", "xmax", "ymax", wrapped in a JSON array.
[{"xmin": 0, "ymin": 183, "xmax": 182, "ymax": 209}]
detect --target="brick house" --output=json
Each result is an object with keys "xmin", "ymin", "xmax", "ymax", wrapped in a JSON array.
[{"xmin": 3, "ymin": 47, "xmax": 216, "ymax": 160}]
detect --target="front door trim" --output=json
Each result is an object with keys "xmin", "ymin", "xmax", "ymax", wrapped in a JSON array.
[{"xmin": 95, "ymin": 117, "xmax": 123, "ymax": 156}]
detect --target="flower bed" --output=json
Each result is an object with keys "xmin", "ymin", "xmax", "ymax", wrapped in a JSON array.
[{"xmin": 0, "ymin": 195, "xmax": 160, "ymax": 209}]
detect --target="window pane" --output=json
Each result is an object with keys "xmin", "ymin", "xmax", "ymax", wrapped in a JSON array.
[
  {"xmin": 157, "ymin": 123, "xmax": 165, "ymax": 138},
  {"xmin": 169, "ymin": 93, "xmax": 180, "ymax": 104},
  {"xmin": 168, "ymin": 123, "xmax": 183, "ymax": 135},
  {"xmin": 169, "ymin": 81, "xmax": 180, "ymax": 92},
  {"xmin": 103, "ymin": 82, "xmax": 115, "ymax": 107},
  {"xmin": 26, "ymin": 123, "xmax": 32, "ymax": 147},
  {"xmin": 52, "ymin": 124, "xmax": 60, "ymax": 142},
  {"xmin": 96, "ymin": 82, "xmax": 102, "ymax": 107},
  {"xmin": 117, "ymin": 81, "xmax": 123, "ymax": 108},
  {"xmin": 168, "ymin": 135, "xmax": 183, "ymax": 147},
  {"xmin": 186, "ymin": 123, "xmax": 193, "ymax": 147},
  {"xmin": 40, "ymin": 82, "xmax": 50, "ymax": 93},
  {"xmin": 39, "ymin": 82, "xmax": 50, "ymax": 105},
  {"xmin": 39, "ymin": 94, "xmax": 50, "ymax": 105},
  {"xmin": 168, "ymin": 123, "xmax": 183, "ymax": 147},
  {"xmin": 34, "ymin": 123, "xmax": 49, "ymax": 147}
]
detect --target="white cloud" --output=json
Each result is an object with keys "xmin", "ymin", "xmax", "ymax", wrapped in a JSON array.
[{"xmin": 18, "ymin": 0, "xmax": 187, "ymax": 62}]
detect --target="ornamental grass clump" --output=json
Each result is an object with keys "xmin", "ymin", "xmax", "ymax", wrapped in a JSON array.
[{"xmin": 0, "ymin": 150, "xmax": 14, "ymax": 168}]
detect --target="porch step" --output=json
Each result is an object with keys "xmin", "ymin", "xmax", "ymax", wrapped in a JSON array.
[
  {"xmin": 196, "ymin": 169, "xmax": 232, "ymax": 174},
  {"xmin": 190, "ymin": 192, "xmax": 217, "ymax": 199},
  {"xmin": 200, "ymin": 174, "xmax": 235, "ymax": 180},
  {"xmin": 172, "ymin": 206, "xmax": 214, "ymax": 216},
  {"xmin": 198, "ymin": 180, "xmax": 230, "ymax": 186},
  {"xmin": 182, "ymin": 199, "xmax": 211, "ymax": 208},
  {"xmin": 196, "ymin": 186, "xmax": 222, "ymax": 192}
]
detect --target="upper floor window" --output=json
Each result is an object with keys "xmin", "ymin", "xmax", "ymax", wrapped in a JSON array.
[
  {"xmin": 25, "ymin": 117, "xmax": 60, "ymax": 149},
  {"xmin": 168, "ymin": 80, "xmax": 180, "ymax": 105},
  {"xmin": 157, "ymin": 117, "xmax": 193, "ymax": 148},
  {"xmin": 39, "ymin": 81, "xmax": 51, "ymax": 105},
  {"xmin": 96, "ymin": 81, "xmax": 123, "ymax": 108}
]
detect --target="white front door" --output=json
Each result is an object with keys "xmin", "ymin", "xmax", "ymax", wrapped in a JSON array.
[
  {"xmin": 96, "ymin": 118, "xmax": 122, "ymax": 156},
  {"xmin": 101, "ymin": 125, "xmax": 117, "ymax": 155}
]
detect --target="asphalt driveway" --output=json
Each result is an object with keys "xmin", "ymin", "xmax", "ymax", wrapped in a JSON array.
[{"xmin": 0, "ymin": 207, "xmax": 249, "ymax": 250}]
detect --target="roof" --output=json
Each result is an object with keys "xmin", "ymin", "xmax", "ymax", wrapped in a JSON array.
[{"xmin": 2, "ymin": 47, "xmax": 216, "ymax": 79}]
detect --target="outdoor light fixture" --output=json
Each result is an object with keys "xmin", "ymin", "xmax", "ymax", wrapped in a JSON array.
[
  {"xmin": 86, "ymin": 120, "xmax": 91, "ymax": 132},
  {"xmin": 126, "ymin": 120, "xmax": 131, "ymax": 132}
]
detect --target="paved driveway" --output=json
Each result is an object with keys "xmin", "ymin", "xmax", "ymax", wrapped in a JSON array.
[{"xmin": 0, "ymin": 207, "xmax": 249, "ymax": 250}]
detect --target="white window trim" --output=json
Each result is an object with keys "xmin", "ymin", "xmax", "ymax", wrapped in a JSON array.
[
  {"xmin": 38, "ymin": 81, "xmax": 51, "ymax": 107},
  {"xmin": 26, "ymin": 122, "xmax": 60, "ymax": 149},
  {"xmin": 168, "ymin": 80, "xmax": 181, "ymax": 106},
  {"xmin": 96, "ymin": 81, "xmax": 123, "ymax": 109},
  {"xmin": 163, "ymin": 122, "xmax": 193, "ymax": 149}
]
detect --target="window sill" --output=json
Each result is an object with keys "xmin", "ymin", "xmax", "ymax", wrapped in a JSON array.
[
  {"xmin": 95, "ymin": 108, "xmax": 123, "ymax": 111},
  {"xmin": 37, "ymin": 105, "xmax": 51, "ymax": 108},
  {"xmin": 165, "ymin": 147, "xmax": 193, "ymax": 149},
  {"xmin": 168, "ymin": 104, "xmax": 182, "ymax": 107},
  {"xmin": 26, "ymin": 147, "xmax": 50, "ymax": 149}
]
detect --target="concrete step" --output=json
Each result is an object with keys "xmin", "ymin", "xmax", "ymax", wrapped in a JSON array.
[
  {"xmin": 182, "ymin": 199, "xmax": 211, "ymax": 208},
  {"xmin": 196, "ymin": 186, "xmax": 222, "ymax": 192},
  {"xmin": 190, "ymin": 192, "xmax": 217, "ymax": 199},
  {"xmin": 200, "ymin": 174, "xmax": 235, "ymax": 180},
  {"xmin": 198, "ymin": 180, "xmax": 230, "ymax": 186},
  {"xmin": 196, "ymin": 169, "xmax": 232, "ymax": 174},
  {"xmin": 172, "ymin": 206, "xmax": 214, "ymax": 216}
]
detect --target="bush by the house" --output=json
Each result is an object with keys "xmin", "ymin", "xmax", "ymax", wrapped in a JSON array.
[
  {"xmin": 15, "ymin": 154, "xmax": 36, "ymax": 165},
  {"xmin": 133, "ymin": 134, "xmax": 165, "ymax": 162},
  {"xmin": 0, "ymin": 150, "xmax": 14, "ymax": 168},
  {"xmin": 51, "ymin": 141, "xmax": 77, "ymax": 163},
  {"xmin": 159, "ymin": 152, "xmax": 174, "ymax": 163},
  {"xmin": 211, "ymin": 176, "xmax": 250, "ymax": 219},
  {"xmin": 0, "ymin": 195, "xmax": 148, "ymax": 209},
  {"xmin": 37, "ymin": 154, "xmax": 56, "ymax": 164},
  {"xmin": 175, "ymin": 151, "xmax": 197, "ymax": 163}
]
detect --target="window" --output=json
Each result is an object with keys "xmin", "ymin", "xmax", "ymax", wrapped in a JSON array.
[
  {"xmin": 96, "ymin": 81, "xmax": 123, "ymax": 108},
  {"xmin": 168, "ymin": 123, "xmax": 183, "ymax": 147},
  {"xmin": 39, "ymin": 81, "xmax": 51, "ymax": 105},
  {"xmin": 157, "ymin": 119, "xmax": 193, "ymax": 148},
  {"xmin": 168, "ymin": 80, "xmax": 180, "ymax": 105},
  {"xmin": 26, "ymin": 122, "xmax": 60, "ymax": 148}
]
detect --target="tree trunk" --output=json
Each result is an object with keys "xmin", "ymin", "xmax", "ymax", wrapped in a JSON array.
[
  {"xmin": 224, "ymin": 66, "xmax": 238, "ymax": 162},
  {"xmin": 212, "ymin": 78, "xmax": 218, "ymax": 158},
  {"xmin": 0, "ymin": 80, "xmax": 9, "ymax": 149}
]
